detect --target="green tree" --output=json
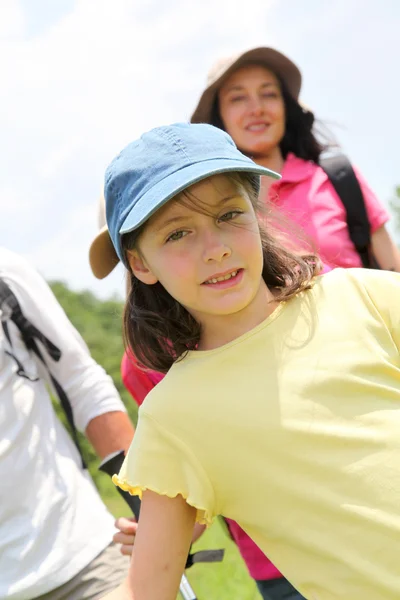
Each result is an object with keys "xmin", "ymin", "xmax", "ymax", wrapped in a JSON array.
[{"xmin": 49, "ymin": 280, "xmax": 137, "ymax": 496}]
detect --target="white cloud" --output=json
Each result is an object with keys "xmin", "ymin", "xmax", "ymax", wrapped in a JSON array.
[
  {"xmin": 0, "ymin": 0, "xmax": 280, "ymax": 145},
  {"xmin": 38, "ymin": 136, "xmax": 83, "ymax": 180},
  {"xmin": 0, "ymin": 0, "xmax": 25, "ymax": 39},
  {"xmin": 0, "ymin": 185, "xmax": 29, "ymax": 214},
  {"xmin": 1, "ymin": 0, "xmax": 399, "ymax": 299},
  {"xmin": 0, "ymin": 0, "xmax": 279, "ymax": 298}
]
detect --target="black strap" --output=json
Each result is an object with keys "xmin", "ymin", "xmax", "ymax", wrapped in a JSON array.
[
  {"xmin": 0, "ymin": 279, "xmax": 86, "ymax": 468},
  {"xmin": 320, "ymin": 154, "xmax": 378, "ymax": 269},
  {"xmin": 185, "ymin": 548, "xmax": 225, "ymax": 569}
]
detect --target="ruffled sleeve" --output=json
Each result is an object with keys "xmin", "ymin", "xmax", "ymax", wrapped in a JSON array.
[{"xmin": 112, "ymin": 410, "xmax": 216, "ymax": 526}]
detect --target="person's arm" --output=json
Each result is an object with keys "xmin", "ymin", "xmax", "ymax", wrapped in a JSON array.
[
  {"xmin": 101, "ymin": 579, "xmax": 132, "ymax": 600},
  {"xmin": 1, "ymin": 251, "xmax": 131, "ymax": 440},
  {"xmin": 351, "ymin": 168, "xmax": 400, "ymax": 272},
  {"xmin": 112, "ymin": 514, "xmax": 205, "ymax": 557},
  {"xmin": 104, "ymin": 491, "xmax": 196, "ymax": 600},
  {"xmin": 192, "ymin": 521, "xmax": 207, "ymax": 542},
  {"xmin": 371, "ymin": 225, "xmax": 400, "ymax": 272},
  {"xmin": 86, "ymin": 412, "xmax": 134, "ymax": 458}
]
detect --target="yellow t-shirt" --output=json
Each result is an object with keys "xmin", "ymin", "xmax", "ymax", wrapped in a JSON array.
[{"xmin": 114, "ymin": 268, "xmax": 400, "ymax": 600}]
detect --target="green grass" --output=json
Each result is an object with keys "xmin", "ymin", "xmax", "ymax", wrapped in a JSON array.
[{"xmin": 103, "ymin": 492, "xmax": 260, "ymax": 600}]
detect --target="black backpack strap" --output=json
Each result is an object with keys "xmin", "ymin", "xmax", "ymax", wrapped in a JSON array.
[
  {"xmin": 185, "ymin": 548, "xmax": 225, "ymax": 569},
  {"xmin": 320, "ymin": 154, "xmax": 378, "ymax": 269},
  {"xmin": 0, "ymin": 279, "xmax": 86, "ymax": 468}
]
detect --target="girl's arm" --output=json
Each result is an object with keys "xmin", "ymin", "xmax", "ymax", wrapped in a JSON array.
[
  {"xmin": 104, "ymin": 490, "xmax": 197, "ymax": 600},
  {"xmin": 371, "ymin": 225, "xmax": 400, "ymax": 272},
  {"xmin": 113, "ymin": 517, "xmax": 206, "ymax": 557}
]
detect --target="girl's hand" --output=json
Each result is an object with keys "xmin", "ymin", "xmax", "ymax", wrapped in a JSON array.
[{"xmin": 113, "ymin": 517, "xmax": 138, "ymax": 556}]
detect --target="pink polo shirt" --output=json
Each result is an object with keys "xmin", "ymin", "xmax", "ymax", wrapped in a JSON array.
[{"xmin": 265, "ymin": 153, "xmax": 389, "ymax": 269}]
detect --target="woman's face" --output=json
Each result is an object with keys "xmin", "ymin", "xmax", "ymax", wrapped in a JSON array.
[{"xmin": 218, "ymin": 64, "xmax": 286, "ymax": 158}]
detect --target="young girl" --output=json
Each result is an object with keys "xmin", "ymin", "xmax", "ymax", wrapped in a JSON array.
[{"xmin": 103, "ymin": 122, "xmax": 400, "ymax": 600}]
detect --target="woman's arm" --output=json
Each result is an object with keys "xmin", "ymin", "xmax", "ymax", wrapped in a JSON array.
[
  {"xmin": 371, "ymin": 225, "xmax": 400, "ymax": 272},
  {"xmin": 103, "ymin": 490, "xmax": 196, "ymax": 600}
]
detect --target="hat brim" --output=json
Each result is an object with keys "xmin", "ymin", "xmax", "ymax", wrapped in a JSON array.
[
  {"xmin": 191, "ymin": 47, "xmax": 301, "ymax": 124},
  {"xmin": 119, "ymin": 157, "xmax": 280, "ymax": 242},
  {"xmin": 89, "ymin": 225, "xmax": 120, "ymax": 279}
]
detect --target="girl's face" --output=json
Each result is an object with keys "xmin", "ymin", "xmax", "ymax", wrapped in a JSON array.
[
  {"xmin": 218, "ymin": 64, "xmax": 286, "ymax": 158},
  {"xmin": 127, "ymin": 174, "xmax": 265, "ymax": 330}
]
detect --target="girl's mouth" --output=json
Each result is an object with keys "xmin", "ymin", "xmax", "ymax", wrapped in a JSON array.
[{"xmin": 202, "ymin": 269, "xmax": 243, "ymax": 288}]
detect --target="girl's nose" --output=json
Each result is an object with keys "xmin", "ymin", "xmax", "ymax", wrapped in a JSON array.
[{"xmin": 202, "ymin": 230, "xmax": 231, "ymax": 264}]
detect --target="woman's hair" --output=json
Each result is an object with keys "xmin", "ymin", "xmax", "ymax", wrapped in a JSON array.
[
  {"xmin": 122, "ymin": 172, "xmax": 321, "ymax": 373},
  {"xmin": 210, "ymin": 62, "xmax": 333, "ymax": 164}
]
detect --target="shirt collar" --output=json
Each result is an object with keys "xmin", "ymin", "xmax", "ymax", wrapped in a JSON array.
[{"xmin": 277, "ymin": 153, "xmax": 316, "ymax": 185}]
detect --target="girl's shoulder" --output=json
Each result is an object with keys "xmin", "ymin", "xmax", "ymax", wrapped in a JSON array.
[
  {"xmin": 316, "ymin": 267, "xmax": 400, "ymax": 304},
  {"xmin": 140, "ymin": 359, "xmax": 198, "ymax": 415},
  {"xmin": 321, "ymin": 266, "xmax": 399, "ymax": 284}
]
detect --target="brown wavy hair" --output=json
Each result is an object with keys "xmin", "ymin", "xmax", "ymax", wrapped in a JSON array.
[{"xmin": 122, "ymin": 172, "xmax": 321, "ymax": 373}]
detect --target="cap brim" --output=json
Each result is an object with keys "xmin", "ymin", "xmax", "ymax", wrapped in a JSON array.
[
  {"xmin": 89, "ymin": 225, "xmax": 120, "ymax": 279},
  {"xmin": 120, "ymin": 157, "xmax": 280, "ymax": 237},
  {"xmin": 191, "ymin": 47, "xmax": 301, "ymax": 124}
]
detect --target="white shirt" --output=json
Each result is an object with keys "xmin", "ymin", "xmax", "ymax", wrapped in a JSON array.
[{"xmin": 0, "ymin": 248, "xmax": 127, "ymax": 599}]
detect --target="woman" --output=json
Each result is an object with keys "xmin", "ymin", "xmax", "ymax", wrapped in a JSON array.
[{"xmin": 191, "ymin": 46, "xmax": 400, "ymax": 272}]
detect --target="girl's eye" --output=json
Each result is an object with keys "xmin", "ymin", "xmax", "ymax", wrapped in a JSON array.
[
  {"xmin": 218, "ymin": 210, "xmax": 243, "ymax": 223},
  {"xmin": 166, "ymin": 230, "xmax": 188, "ymax": 243},
  {"xmin": 230, "ymin": 95, "xmax": 246, "ymax": 103}
]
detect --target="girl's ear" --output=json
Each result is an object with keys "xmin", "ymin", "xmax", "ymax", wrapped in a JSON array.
[{"xmin": 126, "ymin": 250, "xmax": 158, "ymax": 285}]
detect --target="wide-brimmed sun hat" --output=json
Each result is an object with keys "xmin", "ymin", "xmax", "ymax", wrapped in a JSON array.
[
  {"xmin": 104, "ymin": 122, "xmax": 280, "ymax": 268},
  {"xmin": 88, "ymin": 193, "xmax": 120, "ymax": 279},
  {"xmin": 190, "ymin": 46, "xmax": 301, "ymax": 124}
]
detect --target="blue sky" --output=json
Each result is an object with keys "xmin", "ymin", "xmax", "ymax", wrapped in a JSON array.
[{"xmin": 1, "ymin": 0, "xmax": 399, "ymax": 299}]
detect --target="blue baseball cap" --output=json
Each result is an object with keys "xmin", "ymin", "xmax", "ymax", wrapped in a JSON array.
[{"xmin": 104, "ymin": 122, "xmax": 280, "ymax": 266}]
